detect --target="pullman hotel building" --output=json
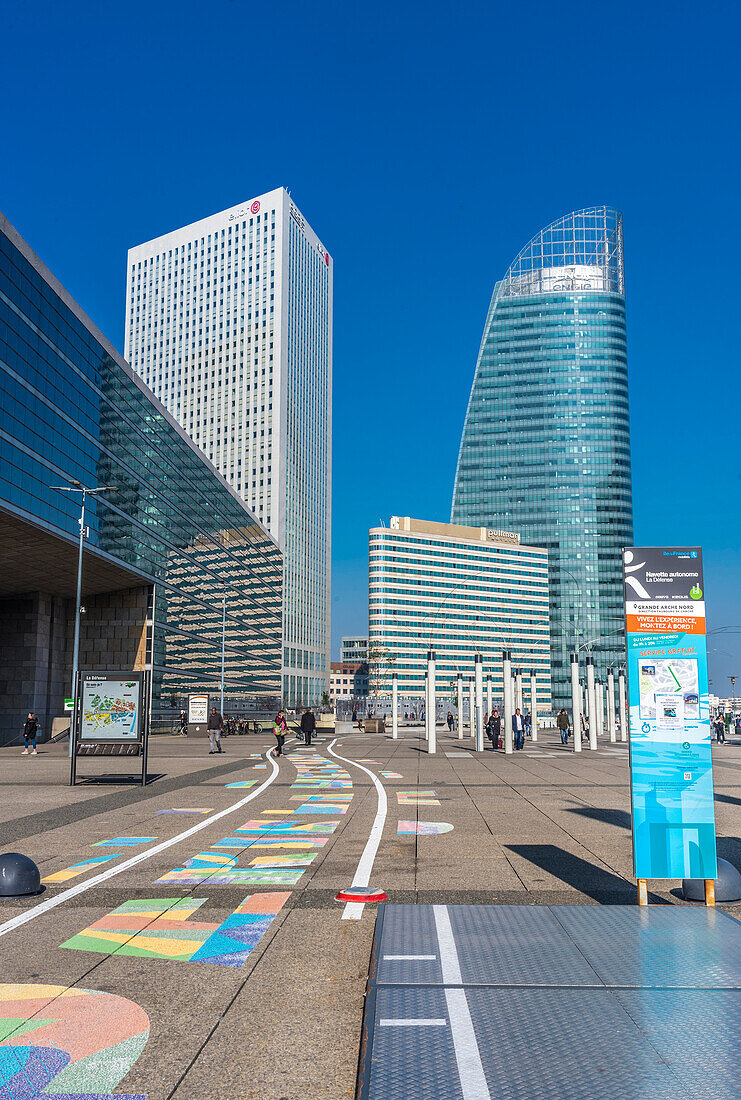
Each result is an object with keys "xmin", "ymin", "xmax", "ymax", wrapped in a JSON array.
[
  {"xmin": 0, "ymin": 213, "xmax": 282, "ymax": 745},
  {"xmin": 369, "ymin": 516, "xmax": 551, "ymax": 704}
]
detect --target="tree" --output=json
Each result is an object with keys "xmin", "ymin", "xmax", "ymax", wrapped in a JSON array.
[
  {"xmin": 367, "ymin": 644, "xmax": 396, "ymax": 715},
  {"xmin": 321, "ymin": 690, "xmax": 331, "ymax": 711}
]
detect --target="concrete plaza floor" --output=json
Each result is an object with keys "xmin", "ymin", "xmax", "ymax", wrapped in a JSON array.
[{"xmin": 0, "ymin": 723, "xmax": 739, "ymax": 1098}]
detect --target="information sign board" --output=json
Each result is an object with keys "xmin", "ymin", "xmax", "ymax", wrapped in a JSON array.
[
  {"xmin": 623, "ymin": 547, "xmax": 716, "ymax": 879},
  {"xmin": 188, "ymin": 694, "xmax": 209, "ymax": 725},
  {"xmin": 79, "ymin": 672, "xmax": 144, "ymax": 743}
]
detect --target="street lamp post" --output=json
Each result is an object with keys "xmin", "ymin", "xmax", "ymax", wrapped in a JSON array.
[
  {"xmin": 220, "ymin": 590, "xmax": 226, "ymax": 719},
  {"xmin": 51, "ymin": 481, "xmax": 117, "ymax": 758}
]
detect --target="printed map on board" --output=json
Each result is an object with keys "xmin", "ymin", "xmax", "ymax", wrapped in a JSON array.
[{"xmin": 638, "ymin": 658, "xmax": 699, "ymax": 721}]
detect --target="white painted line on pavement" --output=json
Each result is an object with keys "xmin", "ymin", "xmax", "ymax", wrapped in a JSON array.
[
  {"xmin": 379, "ymin": 1019, "xmax": 446, "ymax": 1027},
  {"xmin": 383, "ymin": 954, "xmax": 437, "ymax": 960},
  {"xmin": 433, "ymin": 904, "xmax": 463, "ymax": 985},
  {"xmin": 0, "ymin": 745, "xmax": 284, "ymax": 941},
  {"xmin": 434, "ymin": 904, "xmax": 491, "ymax": 1099},
  {"xmin": 444, "ymin": 988, "xmax": 491, "ymax": 1099},
  {"xmin": 327, "ymin": 738, "xmax": 388, "ymax": 921}
]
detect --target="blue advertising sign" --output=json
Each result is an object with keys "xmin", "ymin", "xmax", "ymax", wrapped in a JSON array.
[{"xmin": 623, "ymin": 547, "xmax": 716, "ymax": 880}]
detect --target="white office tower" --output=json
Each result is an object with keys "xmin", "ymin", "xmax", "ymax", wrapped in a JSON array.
[{"xmin": 124, "ymin": 188, "xmax": 332, "ymax": 706}]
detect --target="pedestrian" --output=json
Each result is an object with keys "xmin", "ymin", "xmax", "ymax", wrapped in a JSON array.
[
  {"xmin": 736, "ymin": 715, "xmax": 741, "ymax": 738},
  {"xmin": 352, "ymin": 708, "xmax": 358, "ymax": 723},
  {"xmin": 580, "ymin": 713, "xmax": 588, "ymax": 744},
  {"xmin": 557, "ymin": 708, "xmax": 570, "ymax": 746},
  {"xmin": 447, "ymin": 711, "xmax": 454, "ymax": 731},
  {"xmin": 300, "ymin": 707, "xmax": 316, "ymax": 747},
  {"xmin": 178, "ymin": 711, "xmax": 188, "ymax": 736},
  {"xmin": 22, "ymin": 712, "xmax": 39, "ymax": 755},
  {"xmin": 513, "ymin": 708, "xmax": 525, "ymax": 750},
  {"xmin": 207, "ymin": 706, "xmax": 224, "ymax": 754},
  {"xmin": 715, "ymin": 717, "xmax": 726, "ymax": 744},
  {"xmin": 273, "ymin": 709, "xmax": 288, "ymax": 756},
  {"xmin": 524, "ymin": 711, "xmax": 532, "ymax": 739},
  {"xmin": 487, "ymin": 710, "xmax": 501, "ymax": 750}
]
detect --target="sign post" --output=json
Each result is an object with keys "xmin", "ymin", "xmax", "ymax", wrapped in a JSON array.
[
  {"xmin": 188, "ymin": 693, "xmax": 210, "ymax": 737},
  {"xmin": 70, "ymin": 671, "xmax": 147, "ymax": 786},
  {"xmin": 623, "ymin": 547, "xmax": 716, "ymax": 904}
]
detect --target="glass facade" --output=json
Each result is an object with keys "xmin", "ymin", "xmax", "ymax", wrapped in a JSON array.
[
  {"xmin": 0, "ymin": 214, "xmax": 282, "ymax": 732},
  {"xmin": 451, "ymin": 208, "xmax": 633, "ymax": 706},
  {"xmin": 369, "ymin": 518, "xmax": 551, "ymax": 703}
]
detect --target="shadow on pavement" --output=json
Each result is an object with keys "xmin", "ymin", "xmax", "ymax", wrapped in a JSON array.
[
  {"xmin": 506, "ymin": 843, "xmax": 667, "ymax": 904},
  {"xmin": 565, "ymin": 806, "xmax": 631, "ymax": 830}
]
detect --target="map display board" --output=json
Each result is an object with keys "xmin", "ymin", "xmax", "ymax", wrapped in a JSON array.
[
  {"xmin": 188, "ymin": 694, "xmax": 209, "ymax": 725},
  {"xmin": 79, "ymin": 673, "xmax": 144, "ymax": 742},
  {"xmin": 623, "ymin": 547, "xmax": 716, "ymax": 880}
]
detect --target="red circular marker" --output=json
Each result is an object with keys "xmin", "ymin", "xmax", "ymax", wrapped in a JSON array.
[
  {"xmin": 325, "ymin": 252, "xmax": 330, "ymax": 265},
  {"xmin": 335, "ymin": 886, "xmax": 387, "ymax": 903},
  {"xmin": 251, "ymin": 200, "xmax": 261, "ymax": 214}
]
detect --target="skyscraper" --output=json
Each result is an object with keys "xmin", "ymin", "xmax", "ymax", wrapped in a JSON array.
[
  {"xmin": 451, "ymin": 207, "xmax": 633, "ymax": 705},
  {"xmin": 125, "ymin": 188, "xmax": 332, "ymax": 706}
]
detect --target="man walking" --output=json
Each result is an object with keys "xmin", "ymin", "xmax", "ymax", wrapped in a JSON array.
[
  {"xmin": 207, "ymin": 706, "xmax": 224, "ymax": 754},
  {"xmin": 487, "ymin": 709, "xmax": 501, "ymax": 750},
  {"xmin": 513, "ymin": 708, "xmax": 525, "ymax": 750},
  {"xmin": 557, "ymin": 708, "xmax": 570, "ymax": 745},
  {"xmin": 300, "ymin": 707, "xmax": 316, "ymax": 747},
  {"xmin": 22, "ymin": 712, "xmax": 39, "ymax": 755}
]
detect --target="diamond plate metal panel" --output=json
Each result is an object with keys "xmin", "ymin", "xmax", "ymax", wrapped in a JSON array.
[
  {"xmin": 616, "ymin": 990, "xmax": 741, "ymax": 1099},
  {"xmin": 375, "ymin": 904, "xmax": 443, "ymax": 986},
  {"xmin": 552, "ymin": 906, "xmax": 741, "ymax": 988},
  {"xmin": 450, "ymin": 904, "xmax": 602, "ymax": 987},
  {"xmin": 368, "ymin": 987, "xmax": 464, "ymax": 1100},
  {"xmin": 466, "ymin": 988, "xmax": 690, "ymax": 1098}
]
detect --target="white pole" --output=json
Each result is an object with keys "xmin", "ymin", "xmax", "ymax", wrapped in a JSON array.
[
  {"xmin": 456, "ymin": 672, "xmax": 464, "ymax": 739},
  {"xmin": 607, "ymin": 668, "xmax": 616, "ymax": 742},
  {"xmin": 391, "ymin": 672, "xmax": 398, "ymax": 739},
  {"xmin": 530, "ymin": 669, "xmax": 538, "ymax": 742},
  {"xmin": 424, "ymin": 672, "xmax": 429, "ymax": 741},
  {"xmin": 487, "ymin": 673, "xmax": 492, "ymax": 719},
  {"xmin": 515, "ymin": 668, "xmax": 523, "ymax": 712},
  {"xmin": 618, "ymin": 667, "xmax": 627, "ymax": 742},
  {"xmin": 220, "ymin": 591, "xmax": 226, "ymax": 719},
  {"xmin": 503, "ymin": 650, "xmax": 513, "ymax": 754},
  {"xmin": 428, "ymin": 650, "xmax": 436, "ymax": 755},
  {"xmin": 570, "ymin": 653, "xmax": 581, "ymax": 753},
  {"xmin": 475, "ymin": 654, "xmax": 484, "ymax": 751},
  {"xmin": 468, "ymin": 676, "xmax": 475, "ymax": 740},
  {"xmin": 586, "ymin": 657, "xmax": 597, "ymax": 750},
  {"xmin": 595, "ymin": 679, "xmax": 604, "ymax": 740}
]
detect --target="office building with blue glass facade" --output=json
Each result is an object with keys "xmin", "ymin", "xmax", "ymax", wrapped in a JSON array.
[
  {"xmin": 451, "ymin": 207, "xmax": 633, "ymax": 706},
  {"xmin": 0, "ymin": 212, "xmax": 282, "ymax": 745}
]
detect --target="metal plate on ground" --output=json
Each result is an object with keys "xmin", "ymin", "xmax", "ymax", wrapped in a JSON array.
[{"xmin": 551, "ymin": 905, "xmax": 741, "ymax": 988}]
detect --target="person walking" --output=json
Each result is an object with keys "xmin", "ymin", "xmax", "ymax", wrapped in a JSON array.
[
  {"xmin": 487, "ymin": 710, "xmax": 501, "ymax": 750},
  {"xmin": 513, "ymin": 708, "xmax": 525, "ymax": 750},
  {"xmin": 273, "ymin": 709, "xmax": 288, "ymax": 756},
  {"xmin": 580, "ymin": 713, "xmax": 588, "ymax": 744},
  {"xmin": 300, "ymin": 707, "xmax": 316, "ymax": 747},
  {"xmin": 524, "ymin": 711, "xmax": 532, "ymax": 739},
  {"xmin": 178, "ymin": 711, "xmax": 188, "ymax": 736},
  {"xmin": 715, "ymin": 716, "xmax": 726, "ymax": 744},
  {"xmin": 207, "ymin": 706, "xmax": 224, "ymax": 754},
  {"xmin": 557, "ymin": 708, "xmax": 570, "ymax": 746},
  {"xmin": 447, "ymin": 711, "xmax": 454, "ymax": 731},
  {"xmin": 22, "ymin": 712, "xmax": 39, "ymax": 755}
]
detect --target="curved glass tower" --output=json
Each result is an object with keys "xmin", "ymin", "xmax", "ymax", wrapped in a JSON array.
[{"xmin": 451, "ymin": 207, "xmax": 633, "ymax": 706}]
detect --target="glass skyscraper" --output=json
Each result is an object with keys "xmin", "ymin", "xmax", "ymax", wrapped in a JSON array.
[{"xmin": 451, "ymin": 207, "xmax": 633, "ymax": 706}]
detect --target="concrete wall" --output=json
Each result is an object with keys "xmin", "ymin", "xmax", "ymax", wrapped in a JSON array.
[{"xmin": 0, "ymin": 585, "xmax": 149, "ymax": 747}]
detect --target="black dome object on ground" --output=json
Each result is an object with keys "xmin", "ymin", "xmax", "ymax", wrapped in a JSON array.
[
  {"xmin": 0, "ymin": 852, "xmax": 42, "ymax": 897},
  {"xmin": 683, "ymin": 857, "xmax": 741, "ymax": 903}
]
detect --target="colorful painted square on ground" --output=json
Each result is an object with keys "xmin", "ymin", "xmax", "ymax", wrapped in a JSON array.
[
  {"xmin": 236, "ymin": 820, "xmax": 338, "ymax": 835},
  {"xmin": 60, "ymin": 893, "xmax": 290, "ymax": 967},
  {"xmin": 381, "ymin": 772, "xmax": 403, "ymax": 779},
  {"xmin": 155, "ymin": 807, "xmax": 213, "ymax": 814},
  {"xmin": 225, "ymin": 781, "xmax": 258, "ymax": 788},
  {"xmin": 93, "ymin": 837, "xmax": 156, "ymax": 847},
  {"xmin": 42, "ymin": 854, "xmax": 119, "ymax": 883},
  {"xmin": 397, "ymin": 820, "xmax": 454, "ymax": 835},
  {"xmin": 397, "ymin": 790, "xmax": 440, "ymax": 806}
]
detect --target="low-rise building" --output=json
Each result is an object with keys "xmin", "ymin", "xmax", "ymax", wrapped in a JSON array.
[
  {"xmin": 340, "ymin": 635, "xmax": 369, "ymax": 663},
  {"xmin": 330, "ymin": 661, "xmax": 369, "ymax": 702}
]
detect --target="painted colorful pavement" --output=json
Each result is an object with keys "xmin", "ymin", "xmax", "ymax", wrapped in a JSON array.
[
  {"xmin": 42, "ymin": 855, "xmax": 120, "ymax": 884},
  {"xmin": 60, "ymin": 894, "xmax": 290, "ymax": 967},
  {"xmin": 381, "ymin": 771, "xmax": 403, "ymax": 779},
  {"xmin": 0, "ymin": 983, "xmax": 149, "ymax": 1098},
  {"xmin": 397, "ymin": 820, "xmax": 454, "ymax": 835},
  {"xmin": 396, "ymin": 790, "xmax": 440, "ymax": 806},
  {"xmin": 93, "ymin": 838, "xmax": 155, "ymax": 848}
]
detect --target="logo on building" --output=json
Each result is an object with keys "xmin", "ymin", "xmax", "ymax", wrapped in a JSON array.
[
  {"xmin": 486, "ymin": 529, "xmax": 520, "ymax": 545},
  {"xmin": 251, "ymin": 200, "xmax": 261, "ymax": 214}
]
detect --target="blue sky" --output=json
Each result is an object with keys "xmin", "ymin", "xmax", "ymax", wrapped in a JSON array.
[{"xmin": 2, "ymin": 0, "xmax": 740, "ymax": 690}]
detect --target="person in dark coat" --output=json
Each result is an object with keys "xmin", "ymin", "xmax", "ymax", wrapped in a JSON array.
[
  {"xmin": 487, "ymin": 710, "xmax": 501, "ymax": 750},
  {"xmin": 300, "ymin": 707, "xmax": 316, "ymax": 747}
]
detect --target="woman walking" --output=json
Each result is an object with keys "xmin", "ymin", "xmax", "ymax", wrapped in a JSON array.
[{"xmin": 273, "ymin": 709, "xmax": 288, "ymax": 756}]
